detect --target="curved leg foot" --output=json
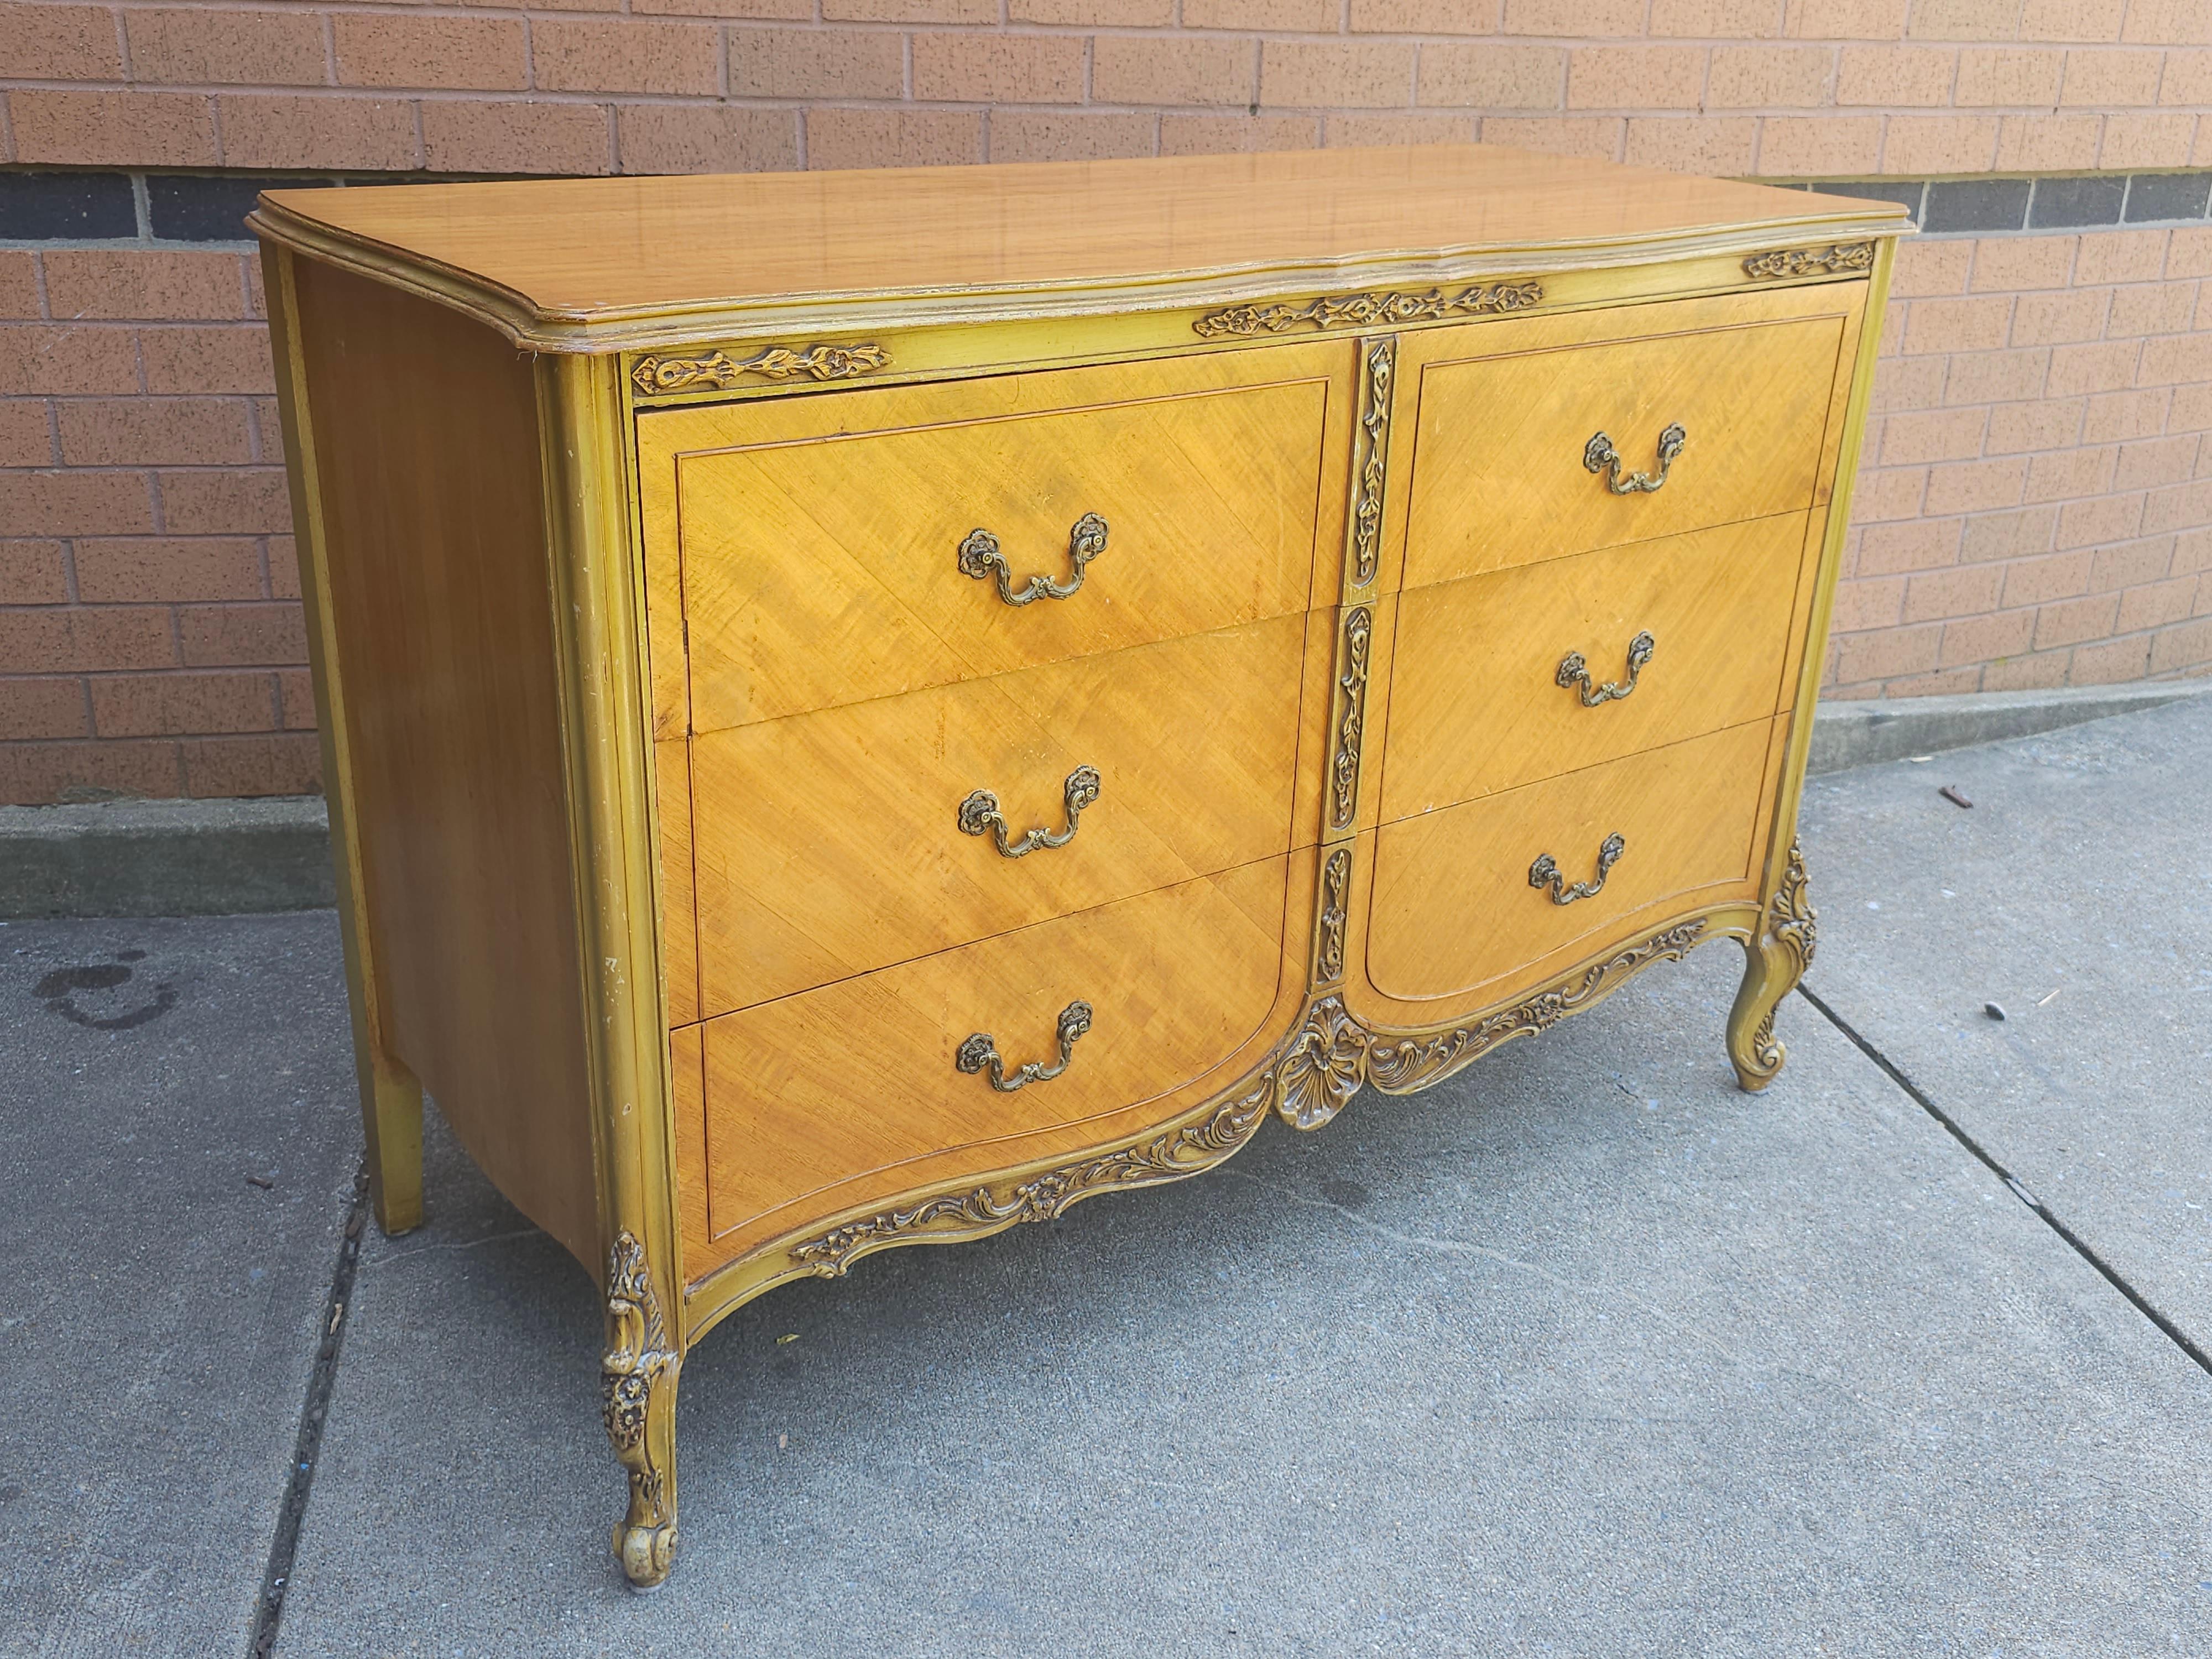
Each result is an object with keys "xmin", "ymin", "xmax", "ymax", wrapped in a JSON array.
[
  {"xmin": 603, "ymin": 1232, "xmax": 680, "ymax": 1589},
  {"xmin": 1725, "ymin": 838, "xmax": 1818, "ymax": 1093}
]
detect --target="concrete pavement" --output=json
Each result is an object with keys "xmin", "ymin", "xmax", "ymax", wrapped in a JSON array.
[{"xmin": 6, "ymin": 691, "xmax": 2210, "ymax": 1656}]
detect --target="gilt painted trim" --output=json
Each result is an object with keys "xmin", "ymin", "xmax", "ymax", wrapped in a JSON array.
[
  {"xmin": 1328, "ymin": 605, "xmax": 1373, "ymax": 833},
  {"xmin": 1314, "ymin": 846, "xmax": 1351, "ymax": 989},
  {"xmin": 629, "ymin": 341, "xmax": 890, "ymax": 396},
  {"xmin": 602, "ymin": 1230, "xmax": 679, "ymax": 1587},
  {"xmin": 1740, "ymin": 838, "xmax": 1817, "ymax": 1077},
  {"xmin": 1193, "ymin": 281, "xmax": 1545, "ymax": 338},
  {"xmin": 1348, "ymin": 337, "xmax": 1395, "ymax": 591},
  {"xmin": 1742, "ymin": 242, "xmax": 1875, "ymax": 280}
]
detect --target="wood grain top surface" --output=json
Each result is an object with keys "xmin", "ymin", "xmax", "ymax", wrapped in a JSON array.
[{"xmin": 254, "ymin": 145, "xmax": 1904, "ymax": 338}]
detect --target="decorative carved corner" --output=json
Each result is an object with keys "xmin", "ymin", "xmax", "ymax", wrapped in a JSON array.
[
  {"xmin": 602, "ymin": 1230, "xmax": 679, "ymax": 1588},
  {"xmin": 1349, "ymin": 338, "xmax": 1395, "ymax": 589},
  {"xmin": 1193, "ymin": 281, "xmax": 1543, "ymax": 339},
  {"xmin": 629, "ymin": 341, "xmax": 890, "ymax": 397},
  {"xmin": 1738, "ymin": 838, "xmax": 1817, "ymax": 1079},
  {"xmin": 1329, "ymin": 606, "xmax": 1373, "ymax": 832},
  {"xmin": 1741, "ymin": 243, "xmax": 1875, "ymax": 281},
  {"xmin": 1314, "ymin": 846, "xmax": 1351, "ymax": 989}
]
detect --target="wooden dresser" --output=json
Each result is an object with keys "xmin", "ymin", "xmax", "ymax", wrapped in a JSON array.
[{"xmin": 251, "ymin": 146, "xmax": 1906, "ymax": 1588}]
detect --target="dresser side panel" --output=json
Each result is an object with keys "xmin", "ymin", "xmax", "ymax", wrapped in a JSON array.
[{"xmin": 291, "ymin": 258, "xmax": 599, "ymax": 1266}]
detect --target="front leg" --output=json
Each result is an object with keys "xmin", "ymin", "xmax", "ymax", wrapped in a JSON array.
[
  {"xmin": 603, "ymin": 1231, "xmax": 680, "ymax": 1588},
  {"xmin": 1726, "ymin": 838, "xmax": 1818, "ymax": 1092}
]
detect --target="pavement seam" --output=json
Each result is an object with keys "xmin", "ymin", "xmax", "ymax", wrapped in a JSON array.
[
  {"xmin": 1797, "ymin": 983, "xmax": 2212, "ymax": 1381},
  {"xmin": 248, "ymin": 1160, "xmax": 372, "ymax": 1658}
]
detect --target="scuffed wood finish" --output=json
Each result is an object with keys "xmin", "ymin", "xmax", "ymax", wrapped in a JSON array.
[
  {"xmin": 1394, "ymin": 286, "xmax": 1855, "ymax": 593},
  {"xmin": 285, "ymin": 258, "xmax": 599, "ymax": 1267},
  {"xmin": 1365, "ymin": 719, "xmax": 1780, "ymax": 1006},
  {"xmin": 688, "ymin": 613, "xmax": 1307, "ymax": 1018},
  {"xmin": 639, "ymin": 345, "xmax": 1345, "ymax": 738},
  {"xmin": 698, "ymin": 854, "xmax": 1291, "ymax": 1257},
  {"xmin": 1378, "ymin": 513, "xmax": 1815, "ymax": 819}
]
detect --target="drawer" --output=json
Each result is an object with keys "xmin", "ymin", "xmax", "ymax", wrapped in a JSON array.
[
  {"xmin": 1400, "ymin": 299, "xmax": 1847, "ymax": 591},
  {"xmin": 697, "ymin": 855, "xmax": 1290, "ymax": 1243},
  {"xmin": 1366, "ymin": 721, "xmax": 1775, "ymax": 1004},
  {"xmin": 688, "ymin": 613, "xmax": 1308, "ymax": 1017},
  {"xmin": 1379, "ymin": 513, "xmax": 1813, "ymax": 820},
  {"xmin": 639, "ymin": 344, "xmax": 1343, "ymax": 736}
]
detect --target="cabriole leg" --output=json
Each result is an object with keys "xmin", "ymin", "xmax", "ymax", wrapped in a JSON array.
[
  {"xmin": 603, "ymin": 1232, "xmax": 680, "ymax": 1589},
  {"xmin": 1725, "ymin": 838, "xmax": 1818, "ymax": 1093}
]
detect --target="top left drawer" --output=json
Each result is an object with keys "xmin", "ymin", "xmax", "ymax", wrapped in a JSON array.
[{"xmin": 638, "ymin": 343, "xmax": 1345, "ymax": 737}]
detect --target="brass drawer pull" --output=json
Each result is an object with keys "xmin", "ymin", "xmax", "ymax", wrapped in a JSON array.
[
  {"xmin": 1556, "ymin": 630, "xmax": 1655, "ymax": 706},
  {"xmin": 1583, "ymin": 424, "xmax": 1686, "ymax": 494},
  {"xmin": 957, "ymin": 1000, "xmax": 1093, "ymax": 1092},
  {"xmin": 958, "ymin": 512, "xmax": 1108, "ymax": 606},
  {"xmin": 1529, "ymin": 832, "xmax": 1625, "ymax": 905},
  {"xmin": 958, "ymin": 766, "xmax": 1101, "ymax": 858}
]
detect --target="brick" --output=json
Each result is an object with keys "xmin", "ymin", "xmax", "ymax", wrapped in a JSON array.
[
  {"xmin": 1880, "ymin": 406, "xmax": 1986, "ymax": 465},
  {"xmin": 1785, "ymin": 0, "xmax": 1909, "ymax": 38},
  {"xmin": 2103, "ymin": 114, "xmax": 2198, "ymax": 171},
  {"xmin": 1829, "ymin": 575, "xmax": 1906, "ymax": 632},
  {"xmin": 917, "ymin": 36, "xmax": 1088, "ymax": 106},
  {"xmin": 1258, "ymin": 42, "xmax": 1414, "ymax": 109},
  {"xmin": 0, "ymin": 254, "xmax": 38, "ymax": 322},
  {"xmin": 0, "ymin": 3, "xmax": 122, "ymax": 79},
  {"xmin": 989, "ymin": 113, "xmax": 1155, "ymax": 164},
  {"xmin": 421, "ymin": 101, "xmax": 611, "ymax": 175},
  {"xmin": 1891, "ymin": 239, "xmax": 1974, "ymax": 297},
  {"xmin": 2171, "ymin": 226, "xmax": 2212, "ymax": 279},
  {"xmin": 1902, "ymin": 294, "xmax": 2011, "ymax": 355},
  {"xmin": 2082, "ymin": 386, "xmax": 2173, "ymax": 444},
  {"xmin": 2088, "ymin": 533, "xmax": 2174, "ymax": 589},
  {"xmin": 2060, "ymin": 49, "xmax": 2162, "ymax": 107},
  {"xmin": 1567, "ymin": 47, "xmax": 1703, "ymax": 112},
  {"xmin": 2144, "ymin": 478, "xmax": 2212, "ymax": 534},
  {"xmin": 132, "ymin": 325, "xmax": 272, "ymax": 397},
  {"xmin": 1755, "ymin": 114, "xmax": 1883, "ymax": 177},
  {"xmin": 2115, "ymin": 574, "xmax": 2197, "ymax": 632},
  {"xmin": 158, "ymin": 468, "xmax": 290, "ymax": 534},
  {"xmin": 2026, "ymin": 445, "xmax": 2118, "ymax": 502},
  {"xmin": 1417, "ymin": 45, "xmax": 1563, "ymax": 111},
  {"xmin": 1902, "ymin": 561, "xmax": 2004, "ymax": 623},
  {"xmin": 1159, "ymin": 115, "xmax": 1319, "ymax": 155},
  {"xmin": 2072, "ymin": 227, "xmax": 2170, "ymax": 287},
  {"xmin": 1504, "ymin": 0, "xmax": 1644, "ymax": 30},
  {"xmin": 2149, "ymin": 615, "xmax": 2212, "ymax": 671},
  {"xmin": 1324, "ymin": 114, "xmax": 1477, "ymax": 148},
  {"xmin": 823, "ymin": 0, "xmax": 994, "ymax": 15},
  {"xmin": 91, "ymin": 671, "xmax": 276, "ymax": 738},
  {"xmin": 58, "ymin": 399, "xmax": 253, "ymax": 467},
  {"xmin": 1962, "ymin": 506, "xmax": 2060, "ymax": 563},
  {"xmin": 1852, "ymin": 463, "xmax": 1928, "ymax": 520},
  {"xmin": 633, "ymin": 0, "xmax": 813, "ymax": 16},
  {"xmin": 72, "ymin": 538, "xmax": 263, "ymax": 603},
  {"xmin": 2034, "ymin": 591, "xmax": 2121, "ymax": 648},
  {"xmin": 125, "ymin": 8, "xmax": 326, "ymax": 86},
  {"xmin": 267, "ymin": 536, "xmax": 300, "ymax": 600},
  {"xmin": 1351, "ymin": 0, "xmax": 1503, "ymax": 26},
  {"xmin": 1478, "ymin": 118, "xmax": 1623, "ymax": 161},
  {"xmin": 1937, "ymin": 607, "xmax": 2038, "ymax": 666},
  {"xmin": 2046, "ymin": 338, "xmax": 2140, "ymax": 395},
  {"xmin": 223, "ymin": 95, "xmax": 415, "ymax": 171},
  {"xmin": 2064, "ymin": 631, "xmax": 2152, "ymax": 681},
  {"xmin": 0, "ymin": 607, "xmax": 177, "ymax": 674},
  {"xmin": 1837, "ymin": 46, "xmax": 1954, "ymax": 107},
  {"xmin": 2162, "ymin": 50, "xmax": 2212, "ymax": 105},
  {"xmin": 532, "ymin": 20, "xmax": 718, "ymax": 96},
  {"xmin": 1855, "ymin": 517, "xmax": 1961, "ymax": 575},
  {"xmin": 0, "ymin": 400, "xmax": 54, "ymax": 466},
  {"xmin": 43, "ymin": 250, "xmax": 246, "ymax": 322},
  {"xmin": 2018, "ymin": 0, "xmax": 2126, "ymax": 39},
  {"xmin": 2010, "ymin": 287, "xmax": 2109, "ymax": 346},
  {"xmin": 1624, "ymin": 118, "xmax": 1759, "ymax": 175},
  {"xmin": 1187, "ymin": 0, "xmax": 1337, "ymax": 27},
  {"xmin": 181, "ymin": 733, "xmax": 321, "ymax": 797},
  {"xmin": 1093, "ymin": 37, "xmax": 1256, "ymax": 107},
  {"xmin": 1994, "ymin": 113, "xmax": 2105, "ymax": 173},
  {"xmin": 278, "ymin": 669, "xmax": 316, "ymax": 730},
  {"xmin": 333, "ymin": 15, "xmax": 528, "ymax": 91},
  {"xmin": 1882, "ymin": 117, "xmax": 2001, "ymax": 175},
  {"xmin": 1943, "ymin": 346, "xmax": 2049, "ymax": 405},
  {"xmin": 0, "ymin": 540, "xmax": 70, "ymax": 604},
  {"xmin": 1999, "ymin": 547, "xmax": 2094, "ymax": 605},
  {"xmin": 1833, "ymin": 623, "xmax": 1942, "ymax": 684},
  {"xmin": 1986, "ymin": 396, "xmax": 2083, "ymax": 454},
  {"xmin": 2189, "ymin": 528, "xmax": 2212, "ymax": 574},
  {"xmin": 1652, "ymin": 0, "xmax": 1782, "ymax": 35},
  {"xmin": 9, "ymin": 90, "xmax": 217, "ymax": 168},
  {"xmin": 727, "ymin": 29, "xmax": 904, "ymax": 100},
  {"xmin": 1705, "ymin": 46, "xmax": 1832, "ymax": 108},
  {"xmin": 1013, "ymin": 0, "xmax": 1172, "ymax": 22},
  {"xmin": 805, "ymin": 110, "xmax": 982, "ymax": 170},
  {"xmin": 0, "ymin": 324, "xmax": 142, "ymax": 397},
  {"xmin": 2136, "ymin": 331, "xmax": 2212, "ymax": 387},
  {"xmin": 1954, "ymin": 47, "xmax": 2063, "ymax": 105},
  {"xmin": 617, "ymin": 107, "xmax": 799, "ymax": 175},
  {"xmin": 2126, "ymin": 0, "xmax": 2212, "ymax": 44},
  {"xmin": 1924, "ymin": 455, "xmax": 2027, "ymax": 513},
  {"xmin": 0, "ymin": 470, "xmax": 158, "ymax": 536},
  {"xmin": 176, "ymin": 603, "xmax": 306, "ymax": 667},
  {"xmin": 0, "ymin": 739, "xmax": 183, "ymax": 806},
  {"xmin": 1980, "ymin": 647, "xmax": 2074, "ymax": 690},
  {"xmin": 2170, "ymin": 383, "xmax": 2212, "ymax": 431},
  {"xmin": 2057, "ymin": 492, "xmax": 2147, "ymax": 549},
  {"xmin": 0, "ymin": 678, "xmax": 90, "ymax": 742},
  {"xmin": 1870, "ymin": 354, "xmax": 1948, "ymax": 413},
  {"xmin": 1970, "ymin": 233, "xmax": 2077, "ymax": 293}
]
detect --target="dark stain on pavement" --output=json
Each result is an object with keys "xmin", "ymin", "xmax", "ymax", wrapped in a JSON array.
[{"xmin": 33, "ymin": 954, "xmax": 178, "ymax": 1031}]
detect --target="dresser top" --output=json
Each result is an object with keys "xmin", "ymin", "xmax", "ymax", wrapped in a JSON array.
[{"xmin": 252, "ymin": 144, "xmax": 1906, "ymax": 352}]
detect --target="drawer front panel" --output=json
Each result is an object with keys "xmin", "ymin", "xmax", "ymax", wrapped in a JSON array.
[
  {"xmin": 646, "ymin": 348, "xmax": 1339, "ymax": 735},
  {"xmin": 1402, "ymin": 308, "xmax": 1844, "ymax": 590},
  {"xmin": 699, "ymin": 855, "xmax": 1289, "ymax": 1242},
  {"xmin": 1366, "ymin": 721, "xmax": 1773, "ymax": 1003},
  {"xmin": 1380, "ymin": 512, "xmax": 1812, "ymax": 820},
  {"xmin": 689, "ymin": 613, "xmax": 1307, "ymax": 1017}
]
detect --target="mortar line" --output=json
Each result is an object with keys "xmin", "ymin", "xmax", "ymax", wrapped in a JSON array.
[
  {"xmin": 1798, "ymin": 983, "xmax": 2212, "ymax": 1381},
  {"xmin": 247, "ymin": 1160, "xmax": 373, "ymax": 1658}
]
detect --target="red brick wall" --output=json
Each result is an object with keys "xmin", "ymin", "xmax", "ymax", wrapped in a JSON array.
[{"xmin": 4, "ymin": 1, "xmax": 2212, "ymax": 802}]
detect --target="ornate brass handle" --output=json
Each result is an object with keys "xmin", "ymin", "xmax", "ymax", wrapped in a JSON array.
[
  {"xmin": 956, "ymin": 1000, "xmax": 1092, "ymax": 1092},
  {"xmin": 1583, "ymin": 424, "xmax": 1686, "ymax": 494},
  {"xmin": 958, "ymin": 766, "xmax": 1101, "ymax": 858},
  {"xmin": 957, "ymin": 513, "xmax": 1108, "ymax": 606},
  {"xmin": 1529, "ymin": 832, "xmax": 1625, "ymax": 905},
  {"xmin": 1556, "ymin": 631, "xmax": 1656, "ymax": 706}
]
